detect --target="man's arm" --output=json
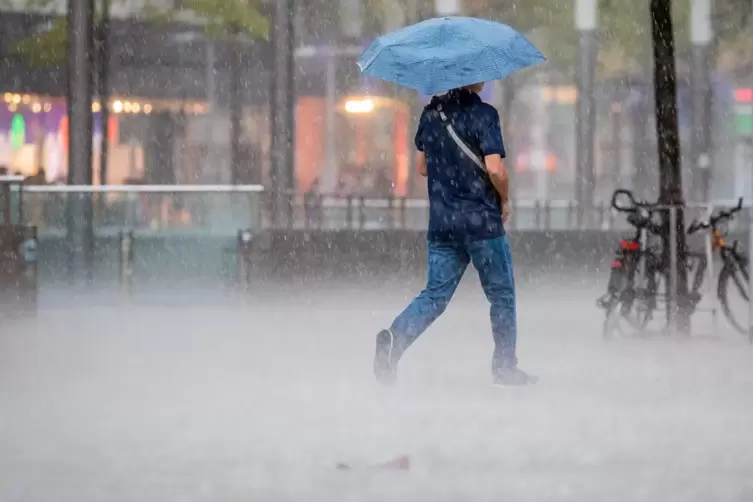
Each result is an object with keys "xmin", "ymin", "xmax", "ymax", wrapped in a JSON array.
[
  {"xmin": 477, "ymin": 106, "xmax": 509, "ymax": 221},
  {"xmin": 417, "ymin": 151, "xmax": 428, "ymax": 177},
  {"xmin": 485, "ymin": 153, "xmax": 508, "ymax": 203},
  {"xmin": 485, "ymin": 153, "xmax": 510, "ymax": 222}
]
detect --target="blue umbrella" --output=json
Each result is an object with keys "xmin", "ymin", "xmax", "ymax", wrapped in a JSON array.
[{"xmin": 357, "ymin": 16, "xmax": 546, "ymax": 96}]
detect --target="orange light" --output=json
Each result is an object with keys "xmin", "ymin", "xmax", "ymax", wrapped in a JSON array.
[
  {"xmin": 60, "ymin": 115, "xmax": 69, "ymax": 151},
  {"xmin": 620, "ymin": 240, "xmax": 639, "ymax": 251},
  {"xmin": 712, "ymin": 230, "xmax": 725, "ymax": 249}
]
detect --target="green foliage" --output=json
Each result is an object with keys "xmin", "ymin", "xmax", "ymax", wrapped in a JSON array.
[
  {"xmin": 476, "ymin": 0, "xmax": 751, "ymax": 78},
  {"xmin": 11, "ymin": 16, "xmax": 68, "ymax": 66},
  {"xmin": 146, "ymin": 0, "xmax": 268, "ymax": 41},
  {"xmin": 5, "ymin": 0, "xmax": 268, "ymax": 68}
]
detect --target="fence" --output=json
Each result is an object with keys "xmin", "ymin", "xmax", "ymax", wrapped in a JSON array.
[
  {"xmin": 12, "ymin": 185, "xmax": 753, "ymax": 235},
  {"xmin": 21, "ymin": 184, "xmax": 264, "ymax": 236},
  {"xmin": 266, "ymin": 192, "xmax": 753, "ymax": 234}
]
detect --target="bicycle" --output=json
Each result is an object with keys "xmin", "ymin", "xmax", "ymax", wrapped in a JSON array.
[
  {"xmin": 686, "ymin": 198, "xmax": 750, "ymax": 334},
  {"xmin": 597, "ymin": 190, "xmax": 748, "ymax": 337},
  {"xmin": 597, "ymin": 189, "xmax": 677, "ymax": 337}
]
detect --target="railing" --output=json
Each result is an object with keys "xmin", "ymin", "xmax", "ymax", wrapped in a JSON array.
[
  {"xmin": 264, "ymin": 193, "xmax": 753, "ymax": 233},
  {"xmin": 12, "ymin": 185, "xmax": 752, "ymax": 235},
  {"xmin": 21, "ymin": 184, "xmax": 264, "ymax": 237}
]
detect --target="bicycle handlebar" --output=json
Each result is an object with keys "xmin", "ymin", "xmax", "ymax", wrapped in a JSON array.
[
  {"xmin": 611, "ymin": 189, "xmax": 659, "ymax": 213},
  {"xmin": 687, "ymin": 197, "xmax": 744, "ymax": 235}
]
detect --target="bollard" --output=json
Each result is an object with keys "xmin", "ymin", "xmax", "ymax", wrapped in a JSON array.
[
  {"xmin": 0, "ymin": 225, "xmax": 38, "ymax": 318},
  {"xmin": 534, "ymin": 200, "xmax": 542, "ymax": 230},
  {"xmin": 236, "ymin": 229, "xmax": 253, "ymax": 290},
  {"xmin": 399, "ymin": 197, "xmax": 407, "ymax": 230},
  {"xmin": 358, "ymin": 196, "xmax": 366, "ymax": 230},
  {"xmin": 345, "ymin": 196, "xmax": 353, "ymax": 230},
  {"xmin": 303, "ymin": 191, "xmax": 312, "ymax": 229},
  {"xmin": 118, "ymin": 230, "xmax": 134, "ymax": 294},
  {"xmin": 387, "ymin": 195, "xmax": 395, "ymax": 229}
]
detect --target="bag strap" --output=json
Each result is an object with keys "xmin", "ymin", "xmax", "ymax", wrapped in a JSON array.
[{"xmin": 436, "ymin": 103, "xmax": 487, "ymax": 173}]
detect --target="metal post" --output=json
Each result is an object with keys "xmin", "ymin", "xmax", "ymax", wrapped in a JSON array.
[
  {"xmin": 690, "ymin": 0, "xmax": 713, "ymax": 203},
  {"xmin": 271, "ymin": 0, "xmax": 296, "ymax": 224},
  {"xmin": 323, "ymin": 47, "xmax": 338, "ymax": 193},
  {"xmin": 575, "ymin": 0, "xmax": 598, "ymax": 213},
  {"xmin": 639, "ymin": 212, "xmax": 648, "ymax": 286},
  {"xmin": 702, "ymin": 204, "xmax": 718, "ymax": 328},
  {"xmin": 66, "ymin": 0, "xmax": 95, "ymax": 284},
  {"xmin": 230, "ymin": 45, "xmax": 242, "ymax": 185},
  {"xmin": 749, "ymin": 0, "xmax": 753, "ymax": 343},
  {"xmin": 748, "ymin": 199, "xmax": 753, "ymax": 343},
  {"xmin": 237, "ymin": 229, "xmax": 252, "ymax": 290},
  {"xmin": 668, "ymin": 205, "xmax": 678, "ymax": 332},
  {"xmin": 119, "ymin": 230, "xmax": 133, "ymax": 295},
  {"xmin": 532, "ymin": 83, "xmax": 550, "ymax": 202},
  {"xmin": 435, "ymin": 0, "xmax": 460, "ymax": 15},
  {"xmin": 611, "ymin": 103, "xmax": 622, "ymax": 191},
  {"xmin": 98, "ymin": 0, "xmax": 110, "ymax": 186},
  {"xmin": 206, "ymin": 41, "xmax": 218, "ymax": 183}
]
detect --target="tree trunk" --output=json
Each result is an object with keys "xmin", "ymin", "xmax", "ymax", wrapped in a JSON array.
[
  {"xmin": 650, "ymin": 0, "xmax": 690, "ymax": 333},
  {"xmin": 98, "ymin": 0, "xmax": 109, "ymax": 185},
  {"xmin": 230, "ymin": 44, "xmax": 242, "ymax": 185}
]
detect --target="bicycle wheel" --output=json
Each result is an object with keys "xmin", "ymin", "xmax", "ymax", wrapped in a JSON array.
[
  {"xmin": 718, "ymin": 257, "xmax": 750, "ymax": 335},
  {"xmin": 602, "ymin": 258, "xmax": 656, "ymax": 338}
]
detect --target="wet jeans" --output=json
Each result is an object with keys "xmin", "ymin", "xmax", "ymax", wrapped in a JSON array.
[{"xmin": 389, "ymin": 235, "xmax": 518, "ymax": 372}]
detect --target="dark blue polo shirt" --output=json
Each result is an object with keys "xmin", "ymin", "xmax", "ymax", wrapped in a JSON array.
[{"xmin": 415, "ymin": 90, "xmax": 506, "ymax": 243}]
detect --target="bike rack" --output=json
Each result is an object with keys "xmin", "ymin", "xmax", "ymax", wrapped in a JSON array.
[
  {"xmin": 749, "ymin": 202, "xmax": 753, "ymax": 344},
  {"xmin": 700, "ymin": 204, "xmax": 719, "ymax": 331},
  {"xmin": 656, "ymin": 204, "xmax": 718, "ymax": 335}
]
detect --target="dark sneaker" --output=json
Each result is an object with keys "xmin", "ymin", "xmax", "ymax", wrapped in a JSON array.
[
  {"xmin": 374, "ymin": 329, "xmax": 397, "ymax": 386},
  {"xmin": 493, "ymin": 367, "xmax": 538, "ymax": 387}
]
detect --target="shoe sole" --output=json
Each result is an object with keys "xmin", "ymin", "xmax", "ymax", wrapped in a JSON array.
[
  {"xmin": 374, "ymin": 329, "xmax": 396, "ymax": 385},
  {"xmin": 375, "ymin": 329, "xmax": 395, "ymax": 361},
  {"xmin": 492, "ymin": 377, "xmax": 539, "ymax": 388}
]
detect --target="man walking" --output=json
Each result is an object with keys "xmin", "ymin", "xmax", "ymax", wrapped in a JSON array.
[{"xmin": 374, "ymin": 83, "xmax": 536, "ymax": 387}]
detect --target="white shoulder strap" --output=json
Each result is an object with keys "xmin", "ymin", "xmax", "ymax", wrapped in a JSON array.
[{"xmin": 436, "ymin": 103, "xmax": 487, "ymax": 173}]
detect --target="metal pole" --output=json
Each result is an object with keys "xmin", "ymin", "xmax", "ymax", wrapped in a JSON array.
[
  {"xmin": 702, "ymin": 204, "xmax": 717, "ymax": 329},
  {"xmin": 435, "ymin": 0, "xmax": 460, "ymax": 15},
  {"xmin": 271, "ymin": 0, "xmax": 295, "ymax": 225},
  {"xmin": 668, "ymin": 205, "xmax": 678, "ymax": 332},
  {"xmin": 230, "ymin": 43, "xmax": 242, "ymax": 185},
  {"xmin": 119, "ymin": 230, "xmax": 133, "ymax": 295},
  {"xmin": 690, "ymin": 0, "xmax": 713, "ymax": 203},
  {"xmin": 323, "ymin": 47, "xmax": 338, "ymax": 193},
  {"xmin": 748, "ymin": 0, "xmax": 753, "ymax": 344},
  {"xmin": 98, "ymin": 0, "xmax": 110, "ymax": 186},
  {"xmin": 66, "ymin": 0, "xmax": 95, "ymax": 284},
  {"xmin": 575, "ymin": 0, "xmax": 598, "ymax": 215},
  {"xmin": 532, "ymin": 82, "xmax": 549, "ymax": 202},
  {"xmin": 206, "ymin": 40, "xmax": 217, "ymax": 183},
  {"xmin": 748, "ymin": 197, "xmax": 753, "ymax": 343},
  {"xmin": 639, "ymin": 211, "xmax": 648, "ymax": 285}
]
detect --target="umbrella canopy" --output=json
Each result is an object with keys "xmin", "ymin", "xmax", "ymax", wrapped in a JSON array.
[{"xmin": 357, "ymin": 16, "xmax": 546, "ymax": 96}]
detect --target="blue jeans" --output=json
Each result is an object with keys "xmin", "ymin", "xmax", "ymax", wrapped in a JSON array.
[{"xmin": 390, "ymin": 236, "xmax": 518, "ymax": 372}]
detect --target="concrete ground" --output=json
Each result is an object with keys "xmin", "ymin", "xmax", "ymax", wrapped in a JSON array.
[{"xmin": 1, "ymin": 274, "xmax": 752, "ymax": 501}]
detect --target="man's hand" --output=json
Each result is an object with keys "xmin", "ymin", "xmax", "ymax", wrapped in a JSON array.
[{"xmin": 501, "ymin": 200, "xmax": 511, "ymax": 224}]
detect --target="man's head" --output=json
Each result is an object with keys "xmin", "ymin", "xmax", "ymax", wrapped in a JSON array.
[{"xmin": 461, "ymin": 82, "xmax": 485, "ymax": 94}]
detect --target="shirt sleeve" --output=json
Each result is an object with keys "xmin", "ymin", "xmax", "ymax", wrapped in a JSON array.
[
  {"xmin": 414, "ymin": 109, "xmax": 428, "ymax": 152},
  {"xmin": 478, "ymin": 107, "xmax": 506, "ymax": 158}
]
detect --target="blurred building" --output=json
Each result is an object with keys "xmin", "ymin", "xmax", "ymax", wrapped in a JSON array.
[{"xmin": 0, "ymin": 1, "xmax": 751, "ymax": 202}]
